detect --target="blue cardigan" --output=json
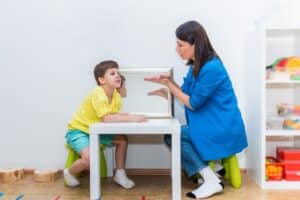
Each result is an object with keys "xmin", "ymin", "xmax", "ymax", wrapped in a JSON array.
[{"xmin": 181, "ymin": 57, "xmax": 248, "ymax": 161}]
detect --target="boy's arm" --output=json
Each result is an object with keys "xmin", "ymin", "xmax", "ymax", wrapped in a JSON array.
[{"xmin": 102, "ymin": 113, "xmax": 146, "ymax": 122}]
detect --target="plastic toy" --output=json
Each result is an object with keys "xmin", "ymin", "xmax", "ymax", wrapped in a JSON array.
[
  {"xmin": 15, "ymin": 194, "xmax": 24, "ymax": 200},
  {"xmin": 265, "ymin": 156, "xmax": 283, "ymax": 181}
]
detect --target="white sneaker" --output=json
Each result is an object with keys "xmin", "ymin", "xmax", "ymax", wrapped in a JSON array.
[
  {"xmin": 113, "ymin": 175, "xmax": 135, "ymax": 189},
  {"xmin": 186, "ymin": 181, "xmax": 224, "ymax": 199},
  {"xmin": 113, "ymin": 169, "xmax": 135, "ymax": 189},
  {"xmin": 63, "ymin": 169, "xmax": 80, "ymax": 187}
]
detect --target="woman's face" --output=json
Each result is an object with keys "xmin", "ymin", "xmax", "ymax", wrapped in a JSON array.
[{"xmin": 176, "ymin": 38, "xmax": 195, "ymax": 61}]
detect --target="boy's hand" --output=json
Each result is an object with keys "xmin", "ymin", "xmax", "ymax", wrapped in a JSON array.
[{"xmin": 128, "ymin": 114, "xmax": 147, "ymax": 122}]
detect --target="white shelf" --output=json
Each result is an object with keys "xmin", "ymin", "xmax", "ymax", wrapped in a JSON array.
[
  {"xmin": 266, "ymin": 80, "xmax": 300, "ymax": 84},
  {"xmin": 263, "ymin": 180, "xmax": 300, "ymax": 190},
  {"xmin": 266, "ymin": 130, "xmax": 300, "ymax": 136},
  {"xmin": 255, "ymin": 23, "xmax": 300, "ymax": 191}
]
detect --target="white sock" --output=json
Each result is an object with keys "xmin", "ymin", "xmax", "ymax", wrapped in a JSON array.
[
  {"xmin": 200, "ymin": 166, "xmax": 221, "ymax": 183},
  {"xmin": 187, "ymin": 167, "xmax": 223, "ymax": 199},
  {"xmin": 214, "ymin": 162, "xmax": 223, "ymax": 172},
  {"xmin": 197, "ymin": 177, "xmax": 204, "ymax": 185},
  {"xmin": 113, "ymin": 169, "xmax": 135, "ymax": 189},
  {"xmin": 63, "ymin": 169, "xmax": 80, "ymax": 187},
  {"xmin": 214, "ymin": 162, "xmax": 225, "ymax": 177}
]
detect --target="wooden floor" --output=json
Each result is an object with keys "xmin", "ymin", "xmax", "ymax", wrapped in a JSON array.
[{"xmin": 1, "ymin": 174, "xmax": 300, "ymax": 200}]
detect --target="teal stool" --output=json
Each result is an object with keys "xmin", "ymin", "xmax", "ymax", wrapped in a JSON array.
[
  {"xmin": 65, "ymin": 144, "xmax": 108, "ymax": 179},
  {"xmin": 209, "ymin": 154, "xmax": 241, "ymax": 189}
]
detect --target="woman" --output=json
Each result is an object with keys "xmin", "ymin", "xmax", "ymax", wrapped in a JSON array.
[{"xmin": 145, "ymin": 21, "xmax": 248, "ymax": 199}]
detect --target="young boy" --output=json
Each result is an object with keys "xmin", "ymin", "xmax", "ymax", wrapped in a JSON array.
[{"xmin": 64, "ymin": 60, "xmax": 145, "ymax": 189}]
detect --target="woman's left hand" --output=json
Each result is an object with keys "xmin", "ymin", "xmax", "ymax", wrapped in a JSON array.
[
  {"xmin": 147, "ymin": 87, "xmax": 168, "ymax": 99},
  {"xmin": 144, "ymin": 74, "xmax": 171, "ymax": 85}
]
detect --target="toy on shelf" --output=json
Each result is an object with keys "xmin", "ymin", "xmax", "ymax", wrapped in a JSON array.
[
  {"xmin": 266, "ymin": 56, "xmax": 300, "ymax": 80},
  {"xmin": 277, "ymin": 147, "xmax": 300, "ymax": 180},
  {"xmin": 277, "ymin": 103, "xmax": 300, "ymax": 117},
  {"xmin": 265, "ymin": 156, "xmax": 283, "ymax": 181},
  {"xmin": 283, "ymin": 119, "xmax": 300, "ymax": 130}
]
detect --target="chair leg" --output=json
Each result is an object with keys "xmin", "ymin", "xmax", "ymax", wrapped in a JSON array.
[
  {"xmin": 225, "ymin": 155, "xmax": 242, "ymax": 189},
  {"xmin": 100, "ymin": 146, "xmax": 108, "ymax": 178},
  {"xmin": 65, "ymin": 149, "xmax": 79, "ymax": 170},
  {"xmin": 208, "ymin": 161, "xmax": 215, "ymax": 171},
  {"xmin": 222, "ymin": 158, "xmax": 230, "ymax": 180}
]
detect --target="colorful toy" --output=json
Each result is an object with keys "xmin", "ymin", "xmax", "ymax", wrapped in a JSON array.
[
  {"xmin": 52, "ymin": 195, "xmax": 61, "ymax": 200},
  {"xmin": 283, "ymin": 119, "xmax": 300, "ymax": 130},
  {"xmin": 265, "ymin": 156, "xmax": 283, "ymax": 181},
  {"xmin": 277, "ymin": 103, "xmax": 300, "ymax": 117},
  {"xmin": 272, "ymin": 57, "xmax": 300, "ymax": 73},
  {"xmin": 15, "ymin": 194, "xmax": 24, "ymax": 200}
]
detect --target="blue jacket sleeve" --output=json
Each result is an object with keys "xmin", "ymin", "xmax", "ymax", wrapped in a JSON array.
[{"xmin": 189, "ymin": 62, "xmax": 224, "ymax": 110}]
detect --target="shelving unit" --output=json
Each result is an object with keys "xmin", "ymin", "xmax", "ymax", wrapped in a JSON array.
[{"xmin": 262, "ymin": 26, "xmax": 300, "ymax": 189}]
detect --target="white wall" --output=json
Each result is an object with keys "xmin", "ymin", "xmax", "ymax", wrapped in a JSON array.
[{"xmin": 0, "ymin": 0, "xmax": 264, "ymax": 169}]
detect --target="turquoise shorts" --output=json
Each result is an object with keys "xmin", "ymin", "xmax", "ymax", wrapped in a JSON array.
[{"xmin": 65, "ymin": 129, "xmax": 114, "ymax": 154}]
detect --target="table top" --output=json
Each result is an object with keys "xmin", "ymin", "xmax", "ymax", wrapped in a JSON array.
[{"xmin": 90, "ymin": 118, "xmax": 180, "ymax": 135}]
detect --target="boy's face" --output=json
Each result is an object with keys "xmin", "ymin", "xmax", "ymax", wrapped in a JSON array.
[{"xmin": 98, "ymin": 68, "xmax": 121, "ymax": 88}]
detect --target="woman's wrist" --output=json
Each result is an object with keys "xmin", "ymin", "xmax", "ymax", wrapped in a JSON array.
[{"xmin": 166, "ymin": 79, "xmax": 173, "ymax": 87}]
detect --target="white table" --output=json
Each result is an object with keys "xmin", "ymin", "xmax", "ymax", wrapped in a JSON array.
[{"xmin": 89, "ymin": 118, "xmax": 181, "ymax": 200}]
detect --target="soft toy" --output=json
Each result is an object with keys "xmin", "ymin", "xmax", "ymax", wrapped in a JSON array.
[{"xmin": 273, "ymin": 56, "xmax": 300, "ymax": 72}]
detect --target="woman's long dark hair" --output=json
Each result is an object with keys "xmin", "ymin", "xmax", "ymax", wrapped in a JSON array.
[{"xmin": 176, "ymin": 21, "xmax": 219, "ymax": 77}]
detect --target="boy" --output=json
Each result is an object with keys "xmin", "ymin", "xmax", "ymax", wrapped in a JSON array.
[{"xmin": 64, "ymin": 60, "xmax": 145, "ymax": 189}]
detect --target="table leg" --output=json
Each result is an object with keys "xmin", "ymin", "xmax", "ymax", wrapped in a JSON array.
[
  {"xmin": 90, "ymin": 134, "xmax": 100, "ymax": 200},
  {"xmin": 172, "ymin": 123, "xmax": 181, "ymax": 200}
]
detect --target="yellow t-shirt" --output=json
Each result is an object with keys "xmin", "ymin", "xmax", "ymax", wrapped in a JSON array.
[{"xmin": 67, "ymin": 86, "xmax": 121, "ymax": 133}]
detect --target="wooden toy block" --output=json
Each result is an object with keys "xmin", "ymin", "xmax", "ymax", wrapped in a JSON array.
[
  {"xmin": 0, "ymin": 168, "xmax": 24, "ymax": 183},
  {"xmin": 33, "ymin": 169, "xmax": 60, "ymax": 182}
]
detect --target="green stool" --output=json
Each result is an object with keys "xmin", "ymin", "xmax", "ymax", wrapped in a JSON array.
[
  {"xmin": 65, "ymin": 144, "xmax": 108, "ymax": 178},
  {"xmin": 209, "ymin": 154, "xmax": 241, "ymax": 189}
]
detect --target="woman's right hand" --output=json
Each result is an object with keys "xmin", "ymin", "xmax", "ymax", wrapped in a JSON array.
[{"xmin": 147, "ymin": 88, "xmax": 168, "ymax": 100}]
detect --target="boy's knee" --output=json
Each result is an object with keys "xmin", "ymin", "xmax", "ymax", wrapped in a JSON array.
[
  {"xmin": 117, "ymin": 135, "xmax": 128, "ymax": 144},
  {"xmin": 81, "ymin": 157, "xmax": 90, "ymax": 169}
]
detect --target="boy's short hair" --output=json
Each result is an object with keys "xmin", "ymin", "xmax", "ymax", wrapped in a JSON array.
[{"xmin": 94, "ymin": 60, "xmax": 119, "ymax": 85}]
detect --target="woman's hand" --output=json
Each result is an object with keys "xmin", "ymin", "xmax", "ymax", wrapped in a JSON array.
[
  {"xmin": 144, "ymin": 74, "xmax": 171, "ymax": 85},
  {"xmin": 147, "ymin": 88, "xmax": 168, "ymax": 100}
]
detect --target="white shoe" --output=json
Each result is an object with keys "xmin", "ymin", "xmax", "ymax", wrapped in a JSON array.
[
  {"xmin": 186, "ymin": 181, "xmax": 224, "ymax": 199},
  {"xmin": 113, "ymin": 174, "xmax": 135, "ymax": 189},
  {"xmin": 63, "ymin": 169, "xmax": 80, "ymax": 187}
]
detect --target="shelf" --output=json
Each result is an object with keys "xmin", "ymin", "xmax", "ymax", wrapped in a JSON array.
[
  {"xmin": 266, "ymin": 130, "xmax": 300, "ymax": 136},
  {"xmin": 263, "ymin": 180, "xmax": 300, "ymax": 190},
  {"xmin": 266, "ymin": 80, "xmax": 300, "ymax": 84}
]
